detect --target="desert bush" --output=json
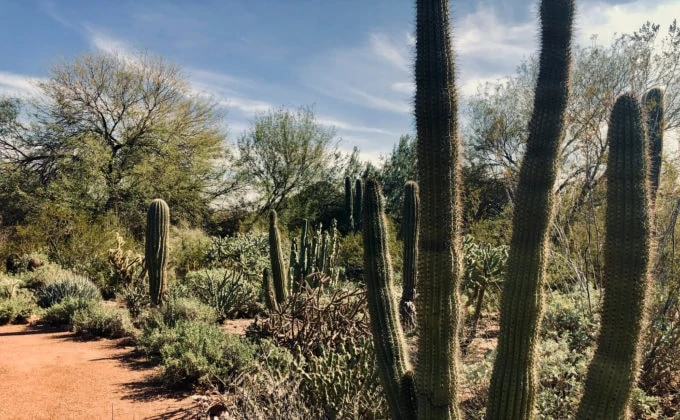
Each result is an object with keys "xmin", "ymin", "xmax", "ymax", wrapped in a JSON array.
[
  {"xmin": 541, "ymin": 289, "xmax": 599, "ymax": 352},
  {"xmin": 251, "ymin": 283, "xmax": 370, "ymax": 356},
  {"xmin": 139, "ymin": 296, "xmax": 218, "ymax": 332},
  {"xmin": 36, "ymin": 273, "xmax": 101, "ymax": 308},
  {"xmin": 186, "ymin": 268, "xmax": 262, "ymax": 319},
  {"xmin": 138, "ymin": 317, "xmax": 258, "ymax": 388},
  {"xmin": 119, "ymin": 277, "xmax": 151, "ymax": 319},
  {"xmin": 294, "ymin": 337, "xmax": 388, "ymax": 419},
  {"xmin": 71, "ymin": 303, "xmax": 135, "ymax": 338},
  {"xmin": 0, "ymin": 289, "xmax": 37, "ymax": 324},
  {"xmin": 169, "ymin": 225, "xmax": 212, "ymax": 278},
  {"xmin": 20, "ymin": 262, "xmax": 73, "ymax": 291},
  {"xmin": 204, "ymin": 233, "xmax": 269, "ymax": 280},
  {"xmin": 40, "ymin": 297, "xmax": 98, "ymax": 326},
  {"xmin": 337, "ymin": 232, "xmax": 363, "ymax": 281}
]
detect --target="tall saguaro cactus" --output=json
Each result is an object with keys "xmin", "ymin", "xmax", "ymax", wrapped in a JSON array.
[
  {"xmin": 414, "ymin": 0, "xmax": 463, "ymax": 417},
  {"xmin": 268, "ymin": 209, "xmax": 288, "ymax": 304},
  {"xmin": 344, "ymin": 176, "xmax": 354, "ymax": 233},
  {"xmin": 486, "ymin": 1, "xmax": 575, "ymax": 418},
  {"xmin": 146, "ymin": 198, "xmax": 169, "ymax": 306},
  {"xmin": 576, "ymin": 94, "xmax": 652, "ymax": 420}
]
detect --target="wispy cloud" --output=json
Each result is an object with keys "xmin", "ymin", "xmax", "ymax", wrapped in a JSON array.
[
  {"xmin": 300, "ymin": 32, "xmax": 413, "ymax": 115},
  {"xmin": 0, "ymin": 71, "xmax": 44, "ymax": 96},
  {"xmin": 577, "ymin": 0, "xmax": 680, "ymax": 45}
]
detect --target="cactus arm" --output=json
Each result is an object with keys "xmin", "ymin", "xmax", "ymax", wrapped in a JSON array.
[
  {"xmin": 642, "ymin": 87, "xmax": 664, "ymax": 206},
  {"xmin": 400, "ymin": 181, "xmax": 419, "ymax": 331},
  {"xmin": 576, "ymin": 94, "xmax": 652, "ymax": 420},
  {"xmin": 268, "ymin": 209, "xmax": 288, "ymax": 303},
  {"xmin": 354, "ymin": 178, "xmax": 363, "ymax": 232},
  {"xmin": 414, "ymin": 0, "xmax": 463, "ymax": 417},
  {"xmin": 485, "ymin": 1, "xmax": 575, "ymax": 418},
  {"xmin": 362, "ymin": 179, "xmax": 417, "ymax": 419},
  {"xmin": 145, "ymin": 198, "xmax": 169, "ymax": 306}
]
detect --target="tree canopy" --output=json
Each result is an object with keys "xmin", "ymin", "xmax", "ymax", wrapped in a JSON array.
[{"xmin": 0, "ymin": 52, "xmax": 230, "ymax": 232}]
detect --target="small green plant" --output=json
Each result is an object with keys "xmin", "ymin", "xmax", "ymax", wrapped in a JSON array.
[
  {"xmin": 0, "ymin": 289, "xmax": 37, "ymax": 325},
  {"xmin": 41, "ymin": 297, "xmax": 98, "ymax": 327},
  {"xmin": 186, "ymin": 268, "xmax": 263, "ymax": 319},
  {"xmin": 71, "ymin": 303, "xmax": 135, "ymax": 338},
  {"xmin": 36, "ymin": 273, "xmax": 101, "ymax": 308}
]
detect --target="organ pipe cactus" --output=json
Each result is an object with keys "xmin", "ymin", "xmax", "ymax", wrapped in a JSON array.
[
  {"xmin": 486, "ymin": 0, "xmax": 575, "ymax": 417},
  {"xmin": 362, "ymin": 179, "xmax": 417, "ymax": 419},
  {"xmin": 354, "ymin": 178, "xmax": 363, "ymax": 232},
  {"xmin": 399, "ymin": 181, "xmax": 419, "ymax": 331},
  {"xmin": 268, "ymin": 209, "xmax": 288, "ymax": 304},
  {"xmin": 413, "ymin": 0, "xmax": 464, "ymax": 416},
  {"xmin": 363, "ymin": 2, "xmax": 652, "ymax": 418},
  {"xmin": 145, "ymin": 198, "xmax": 169, "ymax": 306},
  {"xmin": 576, "ymin": 94, "xmax": 652, "ymax": 420}
]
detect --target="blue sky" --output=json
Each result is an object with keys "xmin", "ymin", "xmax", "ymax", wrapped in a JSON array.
[{"xmin": 0, "ymin": 0, "xmax": 678, "ymax": 163}]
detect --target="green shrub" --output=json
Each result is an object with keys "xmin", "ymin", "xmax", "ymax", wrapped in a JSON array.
[
  {"xmin": 0, "ymin": 290, "xmax": 37, "ymax": 324},
  {"xmin": 294, "ymin": 337, "xmax": 388, "ymax": 419},
  {"xmin": 71, "ymin": 303, "xmax": 135, "ymax": 338},
  {"xmin": 185, "ymin": 268, "xmax": 263, "ymax": 319},
  {"xmin": 138, "ymin": 318, "xmax": 257, "ymax": 388},
  {"xmin": 168, "ymin": 225, "xmax": 212, "ymax": 278},
  {"xmin": 16, "ymin": 262, "xmax": 73, "ymax": 291},
  {"xmin": 36, "ymin": 273, "xmax": 101, "ymax": 308},
  {"xmin": 541, "ymin": 289, "xmax": 599, "ymax": 352},
  {"xmin": 41, "ymin": 297, "xmax": 98, "ymax": 326},
  {"xmin": 204, "ymin": 233, "xmax": 269, "ymax": 279},
  {"xmin": 0, "ymin": 275, "xmax": 23, "ymax": 299}
]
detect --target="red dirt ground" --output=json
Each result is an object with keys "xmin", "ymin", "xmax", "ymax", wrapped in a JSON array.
[{"xmin": 0, "ymin": 323, "xmax": 203, "ymax": 420}]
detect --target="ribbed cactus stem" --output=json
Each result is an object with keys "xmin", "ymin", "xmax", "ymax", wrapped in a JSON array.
[
  {"xmin": 643, "ymin": 87, "xmax": 664, "ymax": 206},
  {"xmin": 486, "ymin": 1, "xmax": 574, "ymax": 418},
  {"xmin": 400, "ymin": 181, "xmax": 419, "ymax": 331},
  {"xmin": 268, "ymin": 209, "xmax": 288, "ymax": 303},
  {"xmin": 145, "ymin": 198, "xmax": 169, "ymax": 306},
  {"xmin": 354, "ymin": 178, "xmax": 363, "ymax": 232},
  {"xmin": 414, "ymin": 0, "xmax": 462, "ymax": 417},
  {"xmin": 262, "ymin": 267, "xmax": 277, "ymax": 311},
  {"xmin": 345, "ymin": 176, "xmax": 354, "ymax": 233},
  {"xmin": 576, "ymin": 93, "xmax": 652, "ymax": 420},
  {"xmin": 362, "ymin": 179, "xmax": 417, "ymax": 419}
]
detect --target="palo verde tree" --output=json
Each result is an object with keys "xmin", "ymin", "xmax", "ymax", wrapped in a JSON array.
[
  {"xmin": 236, "ymin": 105, "xmax": 345, "ymax": 214},
  {"xmin": 0, "ymin": 52, "xmax": 229, "ymax": 233}
]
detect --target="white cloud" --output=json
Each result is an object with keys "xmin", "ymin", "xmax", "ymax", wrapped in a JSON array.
[
  {"xmin": 369, "ymin": 33, "xmax": 410, "ymax": 72},
  {"xmin": 392, "ymin": 82, "xmax": 415, "ymax": 94},
  {"xmin": 317, "ymin": 116, "xmax": 401, "ymax": 136},
  {"xmin": 577, "ymin": 0, "xmax": 680, "ymax": 45},
  {"xmin": 0, "ymin": 71, "xmax": 43, "ymax": 96}
]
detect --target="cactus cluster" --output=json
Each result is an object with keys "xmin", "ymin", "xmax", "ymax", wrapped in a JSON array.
[
  {"xmin": 265, "ymin": 212, "xmax": 341, "ymax": 309},
  {"xmin": 361, "ymin": 0, "xmax": 657, "ymax": 418},
  {"xmin": 289, "ymin": 218, "xmax": 340, "ymax": 289},
  {"xmin": 145, "ymin": 198, "xmax": 169, "ymax": 306}
]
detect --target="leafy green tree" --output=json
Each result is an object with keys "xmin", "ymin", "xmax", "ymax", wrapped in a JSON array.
[
  {"xmin": 236, "ymin": 105, "xmax": 345, "ymax": 214},
  {"xmin": 465, "ymin": 21, "xmax": 680, "ymax": 235},
  {"xmin": 0, "ymin": 53, "xmax": 230, "ymax": 233}
]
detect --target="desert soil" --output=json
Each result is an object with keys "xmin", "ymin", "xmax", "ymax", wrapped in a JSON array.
[{"xmin": 0, "ymin": 322, "xmax": 204, "ymax": 420}]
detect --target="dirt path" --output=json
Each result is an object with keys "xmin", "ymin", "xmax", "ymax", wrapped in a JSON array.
[{"xmin": 0, "ymin": 323, "xmax": 202, "ymax": 420}]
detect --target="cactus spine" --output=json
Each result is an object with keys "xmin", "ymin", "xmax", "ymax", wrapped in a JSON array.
[
  {"xmin": 268, "ymin": 209, "xmax": 288, "ymax": 304},
  {"xmin": 145, "ymin": 198, "xmax": 169, "ymax": 306},
  {"xmin": 643, "ymin": 87, "xmax": 664, "ymax": 205},
  {"xmin": 400, "ymin": 181, "xmax": 419, "ymax": 331},
  {"xmin": 362, "ymin": 179, "xmax": 417, "ymax": 419},
  {"xmin": 414, "ymin": 0, "xmax": 463, "ymax": 416},
  {"xmin": 353, "ymin": 178, "xmax": 363, "ymax": 232},
  {"xmin": 486, "ymin": 1, "xmax": 575, "ymax": 418},
  {"xmin": 576, "ymin": 94, "xmax": 652, "ymax": 419}
]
